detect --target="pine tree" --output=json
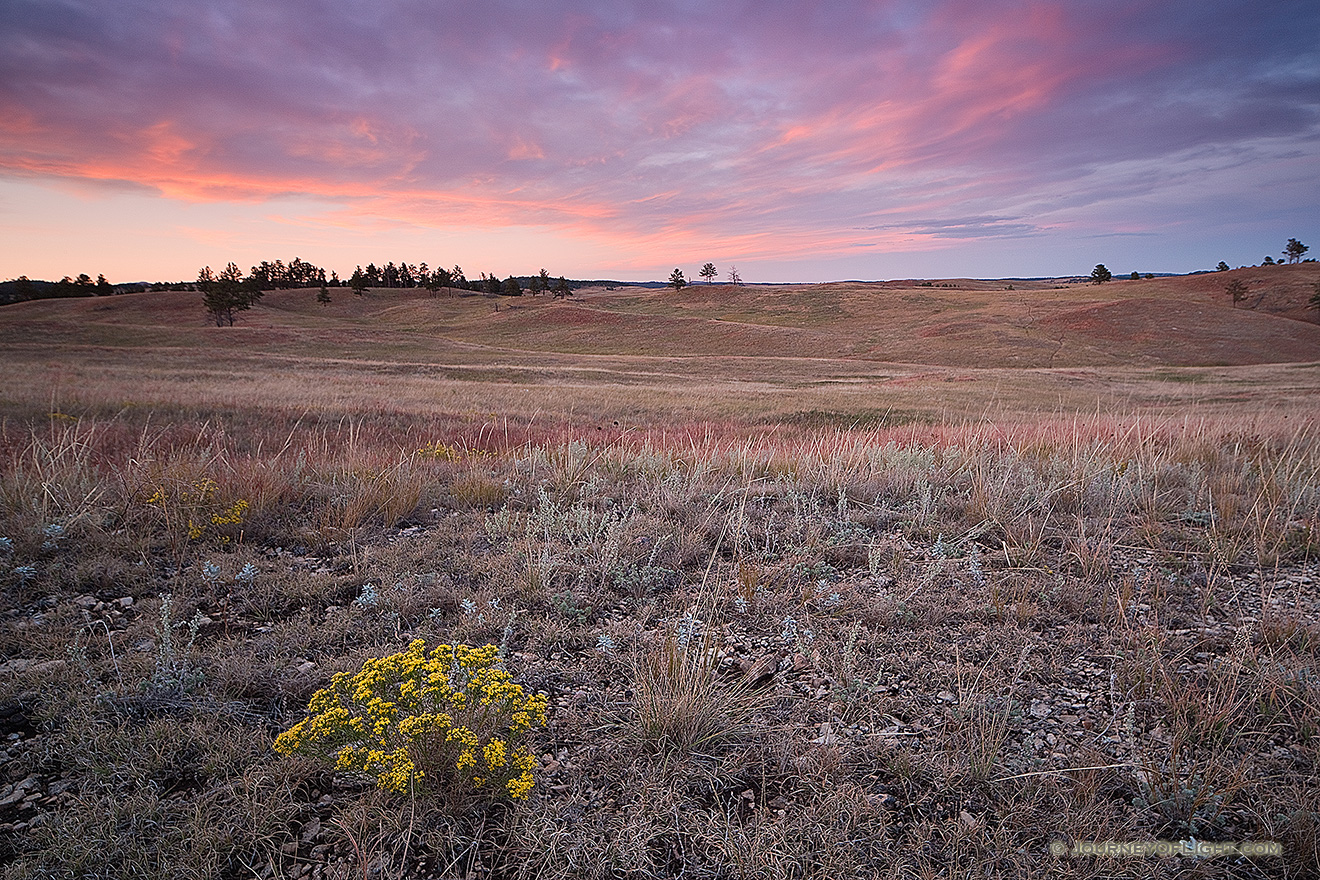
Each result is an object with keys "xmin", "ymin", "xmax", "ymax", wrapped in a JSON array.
[
  {"xmin": 349, "ymin": 267, "xmax": 368, "ymax": 296},
  {"xmin": 1225, "ymin": 279, "xmax": 1248, "ymax": 308}
]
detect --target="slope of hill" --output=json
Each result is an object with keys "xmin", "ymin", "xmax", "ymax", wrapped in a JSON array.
[
  {"xmin": 2, "ymin": 265, "xmax": 1317, "ymax": 423},
  {"xmin": 4, "ymin": 265, "xmax": 1317, "ymax": 368}
]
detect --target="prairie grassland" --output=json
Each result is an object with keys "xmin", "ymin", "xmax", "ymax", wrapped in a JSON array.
[
  {"xmin": 1, "ymin": 404, "xmax": 1317, "ymax": 879},
  {"xmin": 2, "ymin": 265, "xmax": 1318, "ymax": 427},
  {"xmin": 0, "ymin": 276, "xmax": 1318, "ymax": 878}
]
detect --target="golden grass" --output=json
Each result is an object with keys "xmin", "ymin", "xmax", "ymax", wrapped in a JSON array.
[
  {"xmin": 1, "ymin": 271, "xmax": 1318, "ymax": 877},
  {"xmin": 2, "ymin": 263, "xmax": 1318, "ymax": 435}
]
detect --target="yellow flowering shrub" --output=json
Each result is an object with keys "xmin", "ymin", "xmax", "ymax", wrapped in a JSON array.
[
  {"xmin": 417, "ymin": 441, "xmax": 461, "ymax": 461},
  {"xmin": 274, "ymin": 641, "xmax": 546, "ymax": 800},
  {"xmin": 144, "ymin": 478, "xmax": 248, "ymax": 544}
]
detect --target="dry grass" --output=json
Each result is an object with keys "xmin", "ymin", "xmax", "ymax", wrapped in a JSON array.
[
  {"xmin": 628, "ymin": 621, "xmax": 765, "ymax": 759},
  {"xmin": 0, "ymin": 278, "xmax": 1317, "ymax": 877},
  {"xmin": 0, "ymin": 404, "xmax": 1316, "ymax": 878},
  {"xmin": 2, "ymin": 267, "xmax": 1319, "ymax": 432}
]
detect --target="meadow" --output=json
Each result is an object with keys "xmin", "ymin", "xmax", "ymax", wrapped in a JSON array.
[{"xmin": 1, "ymin": 266, "xmax": 1318, "ymax": 878}]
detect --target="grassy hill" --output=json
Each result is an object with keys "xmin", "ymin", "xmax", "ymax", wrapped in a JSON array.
[
  {"xmin": 6, "ymin": 265, "xmax": 1318, "ymax": 364},
  {"xmin": 1, "ymin": 265, "xmax": 1317, "ymax": 426},
  {"xmin": 2, "ymin": 268, "xmax": 1319, "ymax": 878}
]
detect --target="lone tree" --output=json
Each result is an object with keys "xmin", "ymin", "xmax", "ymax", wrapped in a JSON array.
[
  {"xmin": 668, "ymin": 268, "xmax": 687, "ymax": 291},
  {"xmin": 726, "ymin": 265, "xmax": 743, "ymax": 285},
  {"xmin": 199, "ymin": 262, "xmax": 262, "ymax": 326},
  {"xmin": 1225, "ymin": 278, "xmax": 1248, "ymax": 309},
  {"xmin": 699, "ymin": 262, "xmax": 717, "ymax": 284},
  {"xmin": 1130, "ymin": 271, "xmax": 1140, "ymax": 280},
  {"xmin": 553, "ymin": 276, "xmax": 572, "ymax": 298},
  {"xmin": 1285, "ymin": 238, "xmax": 1309, "ymax": 264},
  {"xmin": 1090, "ymin": 264, "xmax": 1112, "ymax": 284},
  {"xmin": 1216, "ymin": 261, "xmax": 1230, "ymax": 272}
]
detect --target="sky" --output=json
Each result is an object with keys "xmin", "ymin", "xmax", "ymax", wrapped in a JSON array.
[{"xmin": 1, "ymin": 0, "xmax": 1317, "ymax": 284}]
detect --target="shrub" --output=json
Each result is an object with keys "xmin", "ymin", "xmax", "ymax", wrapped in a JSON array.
[
  {"xmin": 274, "ymin": 640, "xmax": 546, "ymax": 800},
  {"xmin": 143, "ymin": 477, "xmax": 248, "ymax": 546}
]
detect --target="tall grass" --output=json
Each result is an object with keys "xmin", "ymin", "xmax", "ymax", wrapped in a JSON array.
[{"xmin": 1, "ymin": 406, "xmax": 1317, "ymax": 878}]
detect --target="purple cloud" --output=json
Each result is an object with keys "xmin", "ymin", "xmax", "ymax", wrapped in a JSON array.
[{"xmin": 0, "ymin": 0, "xmax": 1316, "ymax": 277}]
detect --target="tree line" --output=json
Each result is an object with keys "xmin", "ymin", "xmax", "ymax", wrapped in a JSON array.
[
  {"xmin": 344, "ymin": 265, "xmax": 572, "ymax": 298},
  {"xmin": 0, "ymin": 273, "xmax": 119, "ymax": 305},
  {"xmin": 196, "ymin": 257, "xmax": 577, "ymax": 325}
]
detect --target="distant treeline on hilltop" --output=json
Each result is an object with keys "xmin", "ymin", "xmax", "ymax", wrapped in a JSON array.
[
  {"xmin": 0, "ymin": 274, "xmax": 183, "ymax": 305},
  {"xmin": 0, "ymin": 257, "xmax": 590, "ymax": 306}
]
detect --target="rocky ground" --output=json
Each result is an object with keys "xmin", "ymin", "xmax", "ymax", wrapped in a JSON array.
[{"xmin": 2, "ymin": 510, "xmax": 1317, "ymax": 878}]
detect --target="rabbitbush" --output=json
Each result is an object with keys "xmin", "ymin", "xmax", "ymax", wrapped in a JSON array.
[{"xmin": 274, "ymin": 641, "xmax": 546, "ymax": 799}]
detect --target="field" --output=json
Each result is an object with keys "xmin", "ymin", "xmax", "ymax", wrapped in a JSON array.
[{"xmin": 1, "ymin": 266, "xmax": 1319, "ymax": 878}]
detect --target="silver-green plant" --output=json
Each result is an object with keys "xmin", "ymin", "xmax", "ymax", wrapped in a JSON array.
[{"xmin": 150, "ymin": 593, "xmax": 205, "ymax": 693}]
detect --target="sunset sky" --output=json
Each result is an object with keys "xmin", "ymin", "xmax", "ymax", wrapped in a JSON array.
[{"xmin": 1, "ymin": 0, "xmax": 1317, "ymax": 284}]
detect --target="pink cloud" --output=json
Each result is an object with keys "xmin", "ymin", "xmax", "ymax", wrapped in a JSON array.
[{"xmin": 0, "ymin": 0, "xmax": 1315, "ymax": 279}]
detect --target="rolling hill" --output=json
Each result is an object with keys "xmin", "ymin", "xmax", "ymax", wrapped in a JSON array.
[{"xmin": 2, "ymin": 265, "xmax": 1318, "ymax": 424}]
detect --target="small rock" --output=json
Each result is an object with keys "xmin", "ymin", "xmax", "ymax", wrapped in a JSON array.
[
  {"xmin": 738, "ymin": 653, "xmax": 780, "ymax": 685},
  {"xmin": 812, "ymin": 722, "xmax": 839, "ymax": 745},
  {"xmin": 0, "ymin": 775, "xmax": 38, "ymax": 807}
]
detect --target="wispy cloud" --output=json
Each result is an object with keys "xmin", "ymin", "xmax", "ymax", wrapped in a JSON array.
[
  {"xmin": 863, "ymin": 216, "xmax": 1043, "ymax": 239},
  {"xmin": 0, "ymin": 0, "xmax": 1316, "ymax": 279}
]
